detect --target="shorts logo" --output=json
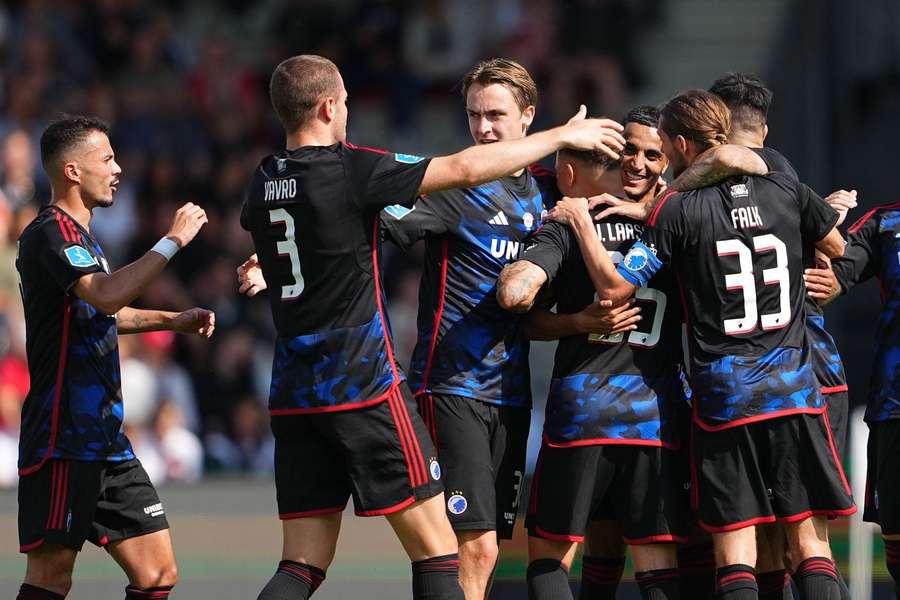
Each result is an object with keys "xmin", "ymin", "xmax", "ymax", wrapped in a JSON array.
[
  {"xmin": 64, "ymin": 245, "xmax": 98, "ymax": 268},
  {"xmin": 624, "ymin": 247, "xmax": 649, "ymax": 271},
  {"xmin": 144, "ymin": 503, "xmax": 165, "ymax": 517},
  {"xmin": 429, "ymin": 459, "xmax": 441, "ymax": 481},
  {"xmin": 447, "ymin": 494, "xmax": 467, "ymax": 515},
  {"xmin": 384, "ymin": 204, "xmax": 416, "ymax": 220},
  {"xmin": 395, "ymin": 153, "xmax": 425, "ymax": 164}
]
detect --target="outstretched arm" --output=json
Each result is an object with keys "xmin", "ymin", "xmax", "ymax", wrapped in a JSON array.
[
  {"xmin": 525, "ymin": 298, "xmax": 641, "ymax": 341},
  {"xmin": 117, "ymin": 307, "xmax": 215, "ymax": 337}
]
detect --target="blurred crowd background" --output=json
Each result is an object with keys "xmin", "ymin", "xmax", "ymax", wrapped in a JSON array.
[{"xmin": 0, "ymin": 0, "xmax": 896, "ymax": 488}]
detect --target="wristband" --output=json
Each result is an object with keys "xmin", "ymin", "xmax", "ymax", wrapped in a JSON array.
[{"xmin": 150, "ymin": 237, "xmax": 180, "ymax": 261}]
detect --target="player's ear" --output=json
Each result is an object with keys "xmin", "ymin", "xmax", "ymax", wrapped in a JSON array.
[
  {"xmin": 762, "ymin": 124, "xmax": 769, "ymax": 142},
  {"xmin": 675, "ymin": 135, "xmax": 689, "ymax": 155},
  {"xmin": 322, "ymin": 96, "xmax": 336, "ymax": 123},
  {"xmin": 521, "ymin": 105, "xmax": 535, "ymax": 131},
  {"xmin": 561, "ymin": 161, "xmax": 575, "ymax": 190},
  {"xmin": 63, "ymin": 161, "xmax": 80, "ymax": 184}
]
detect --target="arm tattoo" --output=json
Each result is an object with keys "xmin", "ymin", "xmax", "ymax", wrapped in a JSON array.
[{"xmin": 498, "ymin": 261, "xmax": 546, "ymax": 312}]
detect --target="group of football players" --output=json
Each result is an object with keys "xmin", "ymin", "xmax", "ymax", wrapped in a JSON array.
[{"xmin": 12, "ymin": 52, "xmax": 898, "ymax": 600}]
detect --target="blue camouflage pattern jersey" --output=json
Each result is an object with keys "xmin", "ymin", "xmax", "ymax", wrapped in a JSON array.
[
  {"xmin": 16, "ymin": 206, "xmax": 133, "ymax": 474},
  {"xmin": 240, "ymin": 142, "xmax": 432, "ymax": 413},
  {"xmin": 752, "ymin": 146, "xmax": 848, "ymax": 393},
  {"xmin": 519, "ymin": 210, "xmax": 687, "ymax": 447},
  {"xmin": 618, "ymin": 174, "xmax": 839, "ymax": 430},
  {"xmin": 833, "ymin": 203, "xmax": 900, "ymax": 421},
  {"xmin": 381, "ymin": 165, "xmax": 558, "ymax": 407}
]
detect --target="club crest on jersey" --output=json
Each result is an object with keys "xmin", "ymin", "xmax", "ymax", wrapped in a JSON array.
[
  {"xmin": 429, "ymin": 459, "xmax": 441, "ymax": 481},
  {"xmin": 64, "ymin": 245, "xmax": 98, "ymax": 268},
  {"xmin": 384, "ymin": 204, "xmax": 416, "ymax": 220},
  {"xmin": 447, "ymin": 493, "xmax": 467, "ymax": 515},
  {"xmin": 395, "ymin": 153, "xmax": 425, "ymax": 164},
  {"xmin": 523, "ymin": 212, "xmax": 534, "ymax": 230},
  {"xmin": 730, "ymin": 183, "xmax": 750, "ymax": 198}
]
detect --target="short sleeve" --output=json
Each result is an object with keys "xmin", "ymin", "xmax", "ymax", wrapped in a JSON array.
[
  {"xmin": 344, "ymin": 144, "xmax": 432, "ymax": 210},
  {"xmin": 832, "ymin": 214, "xmax": 879, "ymax": 292},
  {"xmin": 797, "ymin": 183, "xmax": 839, "ymax": 243},
  {"xmin": 519, "ymin": 222, "xmax": 572, "ymax": 283},
  {"xmin": 34, "ymin": 217, "xmax": 104, "ymax": 292},
  {"xmin": 380, "ymin": 195, "xmax": 452, "ymax": 251},
  {"xmin": 618, "ymin": 193, "xmax": 682, "ymax": 287},
  {"xmin": 752, "ymin": 147, "xmax": 799, "ymax": 181}
]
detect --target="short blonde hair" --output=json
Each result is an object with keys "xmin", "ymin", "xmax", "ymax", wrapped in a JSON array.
[{"xmin": 461, "ymin": 58, "xmax": 537, "ymax": 112}]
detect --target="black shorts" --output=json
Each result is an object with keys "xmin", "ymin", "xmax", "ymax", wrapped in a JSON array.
[
  {"xmin": 863, "ymin": 419, "xmax": 900, "ymax": 535},
  {"xmin": 18, "ymin": 458, "xmax": 168, "ymax": 553},
  {"xmin": 692, "ymin": 412, "xmax": 856, "ymax": 532},
  {"xmin": 526, "ymin": 443, "xmax": 689, "ymax": 544},
  {"xmin": 825, "ymin": 390, "xmax": 849, "ymax": 461},
  {"xmin": 272, "ymin": 384, "xmax": 443, "ymax": 518},
  {"xmin": 417, "ymin": 393, "xmax": 529, "ymax": 539}
]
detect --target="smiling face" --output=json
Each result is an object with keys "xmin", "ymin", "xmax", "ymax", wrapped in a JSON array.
[
  {"xmin": 70, "ymin": 130, "xmax": 121, "ymax": 208},
  {"xmin": 620, "ymin": 121, "xmax": 667, "ymax": 201},
  {"xmin": 465, "ymin": 82, "xmax": 534, "ymax": 145}
]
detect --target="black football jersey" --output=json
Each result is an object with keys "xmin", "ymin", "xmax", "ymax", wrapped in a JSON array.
[
  {"xmin": 16, "ymin": 206, "xmax": 133, "ymax": 474},
  {"xmin": 380, "ymin": 166, "xmax": 558, "ymax": 408},
  {"xmin": 833, "ymin": 203, "xmax": 900, "ymax": 422},
  {"xmin": 519, "ymin": 210, "xmax": 687, "ymax": 447},
  {"xmin": 618, "ymin": 174, "xmax": 839, "ymax": 429},
  {"xmin": 752, "ymin": 146, "xmax": 848, "ymax": 393},
  {"xmin": 240, "ymin": 142, "xmax": 431, "ymax": 413}
]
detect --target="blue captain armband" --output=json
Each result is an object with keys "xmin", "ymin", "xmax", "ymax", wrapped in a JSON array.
[{"xmin": 616, "ymin": 241, "xmax": 663, "ymax": 287}]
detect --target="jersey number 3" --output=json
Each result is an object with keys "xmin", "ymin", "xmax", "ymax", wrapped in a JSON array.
[
  {"xmin": 269, "ymin": 208, "xmax": 305, "ymax": 299},
  {"xmin": 716, "ymin": 234, "xmax": 790, "ymax": 335}
]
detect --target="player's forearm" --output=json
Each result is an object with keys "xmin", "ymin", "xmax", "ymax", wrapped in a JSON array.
[
  {"xmin": 421, "ymin": 128, "xmax": 564, "ymax": 194},
  {"xmin": 815, "ymin": 227, "xmax": 845, "ymax": 259},
  {"xmin": 569, "ymin": 213, "xmax": 635, "ymax": 304},
  {"xmin": 497, "ymin": 261, "xmax": 548, "ymax": 313},
  {"xmin": 75, "ymin": 251, "xmax": 170, "ymax": 316},
  {"xmin": 524, "ymin": 309, "xmax": 582, "ymax": 341},
  {"xmin": 672, "ymin": 145, "xmax": 768, "ymax": 191},
  {"xmin": 116, "ymin": 307, "xmax": 179, "ymax": 334}
]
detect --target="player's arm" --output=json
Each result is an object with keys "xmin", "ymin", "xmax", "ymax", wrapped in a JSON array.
[
  {"xmin": 796, "ymin": 182, "xmax": 844, "ymax": 259},
  {"xmin": 496, "ymin": 260, "xmax": 548, "ymax": 313},
  {"xmin": 117, "ymin": 307, "xmax": 215, "ymax": 338},
  {"xmin": 237, "ymin": 253, "xmax": 267, "ymax": 296},
  {"xmin": 524, "ymin": 297, "xmax": 641, "ymax": 341},
  {"xmin": 832, "ymin": 213, "xmax": 881, "ymax": 295},
  {"xmin": 73, "ymin": 203, "xmax": 207, "ymax": 315},
  {"xmin": 420, "ymin": 106, "xmax": 625, "ymax": 195},
  {"xmin": 547, "ymin": 197, "xmax": 640, "ymax": 305}
]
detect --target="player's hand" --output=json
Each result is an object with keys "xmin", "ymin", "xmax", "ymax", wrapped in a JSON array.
[
  {"xmin": 547, "ymin": 196, "xmax": 591, "ymax": 227},
  {"xmin": 575, "ymin": 298, "xmax": 642, "ymax": 335},
  {"xmin": 559, "ymin": 107, "xmax": 625, "ymax": 161},
  {"xmin": 166, "ymin": 202, "xmax": 208, "ymax": 248},
  {"xmin": 171, "ymin": 308, "xmax": 215, "ymax": 338},
  {"xmin": 237, "ymin": 253, "xmax": 268, "ymax": 296},
  {"xmin": 591, "ymin": 194, "xmax": 653, "ymax": 222},
  {"xmin": 804, "ymin": 267, "xmax": 840, "ymax": 305},
  {"xmin": 824, "ymin": 189, "xmax": 857, "ymax": 227},
  {"xmin": 654, "ymin": 178, "xmax": 668, "ymax": 196}
]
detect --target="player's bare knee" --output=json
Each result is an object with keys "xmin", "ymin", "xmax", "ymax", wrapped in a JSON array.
[
  {"xmin": 132, "ymin": 560, "xmax": 178, "ymax": 589},
  {"xmin": 460, "ymin": 534, "xmax": 499, "ymax": 574}
]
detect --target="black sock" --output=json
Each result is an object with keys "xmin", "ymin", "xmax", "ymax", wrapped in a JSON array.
[
  {"xmin": 125, "ymin": 585, "xmax": 174, "ymax": 599},
  {"xmin": 257, "ymin": 560, "xmax": 326, "ymax": 600},
  {"xmin": 757, "ymin": 569, "xmax": 791, "ymax": 600},
  {"xmin": 527, "ymin": 559, "xmax": 573, "ymax": 600},
  {"xmin": 836, "ymin": 568, "xmax": 850, "ymax": 600},
  {"xmin": 579, "ymin": 556, "xmax": 625, "ymax": 600},
  {"xmin": 636, "ymin": 568, "xmax": 680, "ymax": 600},
  {"xmin": 17, "ymin": 584, "xmax": 65, "ymax": 600},
  {"xmin": 678, "ymin": 543, "xmax": 716, "ymax": 599},
  {"xmin": 716, "ymin": 564, "xmax": 757, "ymax": 600},
  {"xmin": 886, "ymin": 539, "xmax": 900, "ymax": 593},
  {"xmin": 411, "ymin": 553, "xmax": 464, "ymax": 600},
  {"xmin": 794, "ymin": 557, "xmax": 840, "ymax": 600}
]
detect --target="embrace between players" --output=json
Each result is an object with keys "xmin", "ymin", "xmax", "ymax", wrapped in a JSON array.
[{"xmin": 13, "ymin": 53, "xmax": 899, "ymax": 600}]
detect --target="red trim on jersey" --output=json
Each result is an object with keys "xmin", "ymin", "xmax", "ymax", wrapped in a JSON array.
[
  {"xmin": 372, "ymin": 219, "xmax": 401, "ymax": 384},
  {"xmin": 19, "ymin": 297, "xmax": 72, "ymax": 476},
  {"xmin": 416, "ymin": 239, "xmax": 450, "ymax": 396},
  {"xmin": 19, "ymin": 539, "xmax": 45, "ymax": 553},
  {"xmin": 533, "ymin": 525, "xmax": 584, "ymax": 543},
  {"xmin": 528, "ymin": 164, "xmax": 555, "ymax": 178},
  {"xmin": 98, "ymin": 535, "xmax": 110, "ymax": 546},
  {"xmin": 356, "ymin": 495, "xmax": 417, "ymax": 516},
  {"xmin": 279, "ymin": 504, "xmax": 347, "ymax": 520},
  {"xmin": 623, "ymin": 533, "xmax": 689, "ymax": 545},
  {"xmin": 821, "ymin": 384, "xmax": 848, "ymax": 394},
  {"xmin": 345, "ymin": 140, "xmax": 388, "ymax": 155},
  {"xmin": 847, "ymin": 201, "xmax": 900, "ymax": 234},
  {"xmin": 646, "ymin": 191, "xmax": 679, "ymax": 227},
  {"xmin": 692, "ymin": 405, "xmax": 827, "ymax": 432},
  {"xmin": 387, "ymin": 387, "xmax": 421, "ymax": 488},
  {"xmin": 53, "ymin": 209, "xmax": 72, "ymax": 242},
  {"xmin": 268, "ymin": 387, "xmax": 392, "ymax": 415},
  {"xmin": 542, "ymin": 434, "xmax": 679, "ymax": 450},
  {"xmin": 822, "ymin": 410, "xmax": 852, "ymax": 494}
]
